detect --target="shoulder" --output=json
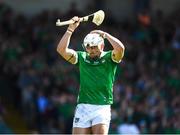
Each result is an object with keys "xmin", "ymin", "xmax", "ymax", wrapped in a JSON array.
[
  {"xmin": 75, "ymin": 51, "xmax": 87, "ymax": 65},
  {"xmin": 102, "ymin": 51, "xmax": 119, "ymax": 64},
  {"xmin": 77, "ymin": 51, "xmax": 86, "ymax": 58}
]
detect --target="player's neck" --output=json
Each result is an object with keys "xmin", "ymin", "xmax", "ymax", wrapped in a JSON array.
[{"xmin": 88, "ymin": 52, "xmax": 101, "ymax": 61}]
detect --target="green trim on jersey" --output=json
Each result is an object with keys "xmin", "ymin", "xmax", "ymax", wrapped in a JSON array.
[{"xmin": 76, "ymin": 51, "xmax": 118, "ymax": 105}]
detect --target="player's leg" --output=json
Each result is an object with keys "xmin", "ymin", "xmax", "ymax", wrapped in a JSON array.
[
  {"xmin": 72, "ymin": 127, "xmax": 91, "ymax": 134},
  {"xmin": 92, "ymin": 124, "xmax": 109, "ymax": 134},
  {"xmin": 91, "ymin": 105, "xmax": 111, "ymax": 134}
]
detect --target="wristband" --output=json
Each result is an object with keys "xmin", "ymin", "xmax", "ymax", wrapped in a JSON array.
[
  {"xmin": 66, "ymin": 30, "xmax": 73, "ymax": 34},
  {"xmin": 67, "ymin": 28, "xmax": 74, "ymax": 33}
]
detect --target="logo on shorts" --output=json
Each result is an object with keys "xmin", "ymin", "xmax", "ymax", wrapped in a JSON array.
[{"xmin": 74, "ymin": 118, "xmax": 80, "ymax": 123}]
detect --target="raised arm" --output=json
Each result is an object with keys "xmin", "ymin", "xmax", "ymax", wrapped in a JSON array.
[
  {"xmin": 91, "ymin": 30, "xmax": 125, "ymax": 63},
  {"xmin": 57, "ymin": 16, "xmax": 80, "ymax": 64}
]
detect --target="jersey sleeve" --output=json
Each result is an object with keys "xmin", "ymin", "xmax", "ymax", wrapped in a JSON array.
[
  {"xmin": 75, "ymin": 51, "xmax": 82, "ymax": 66},
  {"xmin": 70, "ymin": 50, "xmax": 78, "ymax": 65},
  {"xmin": 111, "ymin": 50, "xmax": 123, "ymax": 63},
  {"xmin": 106, "ymin": 51, "xmax": 119, "ymax": 65}
]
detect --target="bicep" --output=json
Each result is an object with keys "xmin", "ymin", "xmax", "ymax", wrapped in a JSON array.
[
  {"xmin": 58, "ymin": 48, "xmax": 78, "ymax": 64},
  {"xmin": 112, "ymin": 49, "xmax": 124, "ymax": 63}
]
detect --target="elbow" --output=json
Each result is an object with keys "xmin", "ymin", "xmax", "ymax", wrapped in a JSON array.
[
  {"xmin": 120, "ymin": 44, "xmax": 125, "ymax": 50},
  {"xmin": 56, "ymin": 47, "xmax": 60, "ymax": 52},
  {"xmin": 56, "ymin": 47, "xmax": 60, "ymax": 54},
  {"xmin": 121, "ymin": 45, "xmax": 125, "ymax": 56},
  {"xmin": 120, "ymin": 42, "xmax": 125, "ymax": 52},
  {"xmin": 116, "ymin": 44, "xmax": 125, "ymax": 57}
]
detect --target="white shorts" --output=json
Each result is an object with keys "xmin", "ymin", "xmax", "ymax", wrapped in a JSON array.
[{"xmin": 73, "ymin": 104, "xmax": 111, "ymax": 128}]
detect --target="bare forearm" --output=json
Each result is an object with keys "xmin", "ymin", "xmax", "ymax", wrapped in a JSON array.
[
  {"xmin": 105, "ymin": 33, "xmax": 125, "ymax": 51},
  {"xmin": 56, "ymin": 16, "xmax": 80, "ymax": 64},
  {"xmin": 90, "ymin": 29, "xmax": 125, "ymax": 62},
  {"xmin": 57, "ymin": 30, "xmax": 72, "ymax": 54}
]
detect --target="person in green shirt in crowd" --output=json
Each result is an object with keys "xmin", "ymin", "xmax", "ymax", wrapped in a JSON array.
[{"xmin": 57, "ymin": 16, "xmax": 125, "ymax": 134}]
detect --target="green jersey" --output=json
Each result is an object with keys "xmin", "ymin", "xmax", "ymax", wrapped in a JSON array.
[{"xmin": 76, "ymin": 51, "xmax": 118, "ymax": 105}]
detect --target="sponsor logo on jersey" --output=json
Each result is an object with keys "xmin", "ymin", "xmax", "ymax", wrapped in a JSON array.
[{"xmin": 74, "ymin": 118, "xmax": 80, "ymax": 123}]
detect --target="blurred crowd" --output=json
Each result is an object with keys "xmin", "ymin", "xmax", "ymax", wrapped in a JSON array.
[{"xmin": 0, "ymin": 1, "xmax": 180, "ymax": 134}]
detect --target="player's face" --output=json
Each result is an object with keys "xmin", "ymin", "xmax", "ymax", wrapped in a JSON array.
[{"xmin": 86, "ymin": 45, "xmax": 103, "ymax": 58}]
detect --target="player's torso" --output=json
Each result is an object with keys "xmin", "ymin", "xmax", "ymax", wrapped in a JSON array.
[{"xmin": 77, "ymin": 51, "xmax": 117, "ymax": 105}]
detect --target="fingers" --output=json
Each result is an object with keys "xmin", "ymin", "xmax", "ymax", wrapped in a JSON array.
[
  {"xmin": 90, "ymin": 30, "xmax": 106, "ymax": 38},
  {"xmin": 72, "ymin": 16, "xmax": 80, "ymax": 23},
  {"xmin": 68, "ymin": 16, "xmax": 80, "ymax": 31}
]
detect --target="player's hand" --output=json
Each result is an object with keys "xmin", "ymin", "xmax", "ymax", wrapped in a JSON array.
[
  {"xmin": 68, "ymin": 16, "xmax": 80, "ymax": 32},
  {"xmin": 90, "ymin": 30, "xmax": 107, "ymax": 39}
]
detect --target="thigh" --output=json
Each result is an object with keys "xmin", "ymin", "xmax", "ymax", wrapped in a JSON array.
[
  {"xmin": 92, "ymin": 124, "xmax": 109, "ymax": 134},
  {"xmin": 72, "ymin": 127, "xmax": 91, "ymax": 134}
]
